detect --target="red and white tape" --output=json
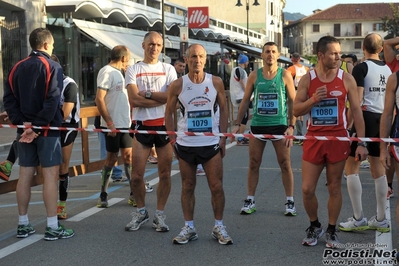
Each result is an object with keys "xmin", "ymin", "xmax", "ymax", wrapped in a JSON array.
[{"xmin": 0, "ymin": 124, "xmax": 398, "ymax": 143}]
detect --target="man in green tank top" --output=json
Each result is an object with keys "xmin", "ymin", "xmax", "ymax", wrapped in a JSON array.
[{"xmin": 233, "ymin": 42, "xmax": 297, "ymax": 217}]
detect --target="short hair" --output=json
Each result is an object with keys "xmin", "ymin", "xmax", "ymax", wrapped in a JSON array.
[
  {"xmin": 363, "ymin": 33, "xmax": 382, "ymax": 54},
  {"xmin": 263, "ymin": 42, "xmax": 279, "ymax": 52},
  {"xmin": 316, "ymin": 36, "xmax": 340, "ymax": 55},
  {"xmin": 174, "ymin": 57, "xmax": 185, "ymax": 64},
  {"xmin": 110, "ymin": 45, "xmax": 129, "ymax": 61},
  {"xmin": 143, "ymin": 31, "xmax": 163, "ymax": 42},
  {"xmin": 29, "ymin": 28, "xmax": 53, "ymax": 50},
  {"xmin": 185, "ymin": 44, "xmax": 207, "ymax": 58}
]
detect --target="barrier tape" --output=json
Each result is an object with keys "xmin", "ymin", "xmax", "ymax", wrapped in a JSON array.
[{"xmin": 0, "ymin": 123, "xmax": 398, "ymax": 143}]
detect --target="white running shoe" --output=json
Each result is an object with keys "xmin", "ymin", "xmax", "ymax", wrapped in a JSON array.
[{"xmin": 339, "ymin": 217, "xmax": 368, "ymax": 232}]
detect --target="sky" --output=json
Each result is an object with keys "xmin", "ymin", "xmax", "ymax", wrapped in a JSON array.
[{"xmin": 284, "ymin": 0, "xmax": 399, "ymax": 16}]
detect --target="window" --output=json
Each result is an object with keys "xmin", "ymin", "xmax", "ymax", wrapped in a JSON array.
[
  {"xmin": 354, "ymin": 41, "xmax": 361, "ymax": 49},
  {"xmin": 271, "ymin": 2, "xmax": 274, "ymax": 16},
  {"xmin": 233, "ymin": 26, "xmax": 237, "ymax": 32},
  {"xmin": 218, "ymin": 22, "xmax": 224, "ymax": 28},
  {"xmin": 226, "ymin": 24, "xmax": 231, "ymax": 30},
  {"xmin": 239, "ymin": 28, "xmax": 243, "ymax": 34},
  {"xmin": 354, "ymin": 23, "xmax": 362, "ymax": 36},
  {"xmin": 313, "ymin": 24, "xmax": 320, "ymax": 33},
  {"xmin": 373, "ymin": 23, "xmax": 383, "ymax": 31},
  {"xmin": 176, "ymin": 9, "xmax": 185, "ymax": 17},
  {"xmin": 333, "ymin": 24, "xmax": 341, "ymax": 37},
  {"xmin": 209, "ymin": 19, "xmax": 217, "ymax": 26}
]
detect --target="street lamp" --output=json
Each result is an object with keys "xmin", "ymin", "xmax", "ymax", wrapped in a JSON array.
[{"xmin": 236, "ymin": 0, "xmax": 260, "ymax": 44}]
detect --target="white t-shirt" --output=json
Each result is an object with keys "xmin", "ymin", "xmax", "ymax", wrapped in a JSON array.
[
  {"xmin": 125, "ymin": 61, "xmax": 177, "ymax": 121},
  {"xmin": 97, "ymin": 65, "xmax": 131, "ymax": 128},
  {"xmin": 229, "ymin": 66, "xmax": 247, "ymax": 107}
]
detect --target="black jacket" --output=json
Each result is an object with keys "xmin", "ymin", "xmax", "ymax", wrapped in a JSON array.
[{"xmin": 3, "ymin": 50, "xmax": 64, "ymax": 137}]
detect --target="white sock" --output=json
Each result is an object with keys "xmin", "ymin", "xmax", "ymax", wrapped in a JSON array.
[
  {"xmin": 185, "ymin": 220, "xmax": 194, "ymax": 228},
  {"xmin": 19, "ymin": 214, "xmax": 29, "ymax": 225},
  {"xmin": 247, "ymin": 196, "xmax": 255, "ymax": 201},
  {"xmin": 215, "ymin": 220, "xmax": 223, "ymax": 227},
  {"xmin": 287, "ymin": 196, "xmax": 294, "ymax": 202},
  {"xmin": 346, "ymin": 174, "xmax": 363, "ymax": 220},
  {"xmin": 47, "ymin": 216, "xmax": 58, "ymax": 230},
  {"xmin": 375, "ymin": 175, "xmax": 388, "ymax": 221}
]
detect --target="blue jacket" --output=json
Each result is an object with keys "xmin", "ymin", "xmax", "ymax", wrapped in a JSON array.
[{"xmin": 3, "ymin": 50, "xmax": 64, "ymax": 137}]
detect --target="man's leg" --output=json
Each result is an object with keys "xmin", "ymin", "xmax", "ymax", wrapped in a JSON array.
[
  {"xmin": 272, "ymin": 139, "xmax": 294, "ymax": 197},
  {"xmin": 16, "ymin": 166, "xmax": 36, "ymax": 216},
  {"xmin": 154, "ymin": 143, "xmax": 173, "ymax": 211},
  {"xmin": 42, "ymin": 165, "xmax": 60, "ymax": 218},
  {"xmin": 302, "ymin": 161, "xmax": 324, "ymax": 222},
  {"xmin": 178, "ymin": 158, "xmax": 197, "ymax": 221},
  {"xmin": 325, "ymin": 160, "xmax": 346, "ymax": 225},
  {"xmin": 246, "ymin": 137, "xmax": 267, "ymax": 196},
  {"xmin": 58, "ymin": 142, "xmax": 74, "ymax": 218}
]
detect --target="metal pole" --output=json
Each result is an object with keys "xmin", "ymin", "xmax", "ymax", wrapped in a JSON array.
[
  {"xmin": 246, "ymin": 0, "xmax": 249, "ymax": 44},
  {"xmin": 162, "ymin": 0, "xmax": 166, "ymax": 62}
]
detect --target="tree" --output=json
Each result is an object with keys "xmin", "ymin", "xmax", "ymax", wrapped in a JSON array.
[{"xmin": 381, "ymin": 3, "xmax": 399, "ymax": 39}]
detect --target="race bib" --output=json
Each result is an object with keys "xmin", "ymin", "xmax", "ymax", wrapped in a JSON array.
[
  {"xmin": 187, "ymin": 110, "xmax": 212, "ymax": 132},
  {"xmin": 311, "ymin": 98, "xmax": 338, "ymax": 126},
  {"xmin": 257, "ymin": 93, "xmax": 278, "ymax": 115}
]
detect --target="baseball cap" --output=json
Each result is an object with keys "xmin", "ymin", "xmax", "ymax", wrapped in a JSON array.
[
  {"xmin": 238, "ymin": 54, "xmax": 249, "ymax": 64},
  {"xmin": 291, "ymin": 52, "xmax": 300, "ymax": 59}
]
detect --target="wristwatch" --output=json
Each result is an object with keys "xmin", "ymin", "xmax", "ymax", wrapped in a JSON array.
[
  {"xmin": 145, "ymin": 91, "xmax": 152, "ymax": 99},
  {"xmin": 357, "ymin": 141, "xmax": 367, "ymax": 147}
]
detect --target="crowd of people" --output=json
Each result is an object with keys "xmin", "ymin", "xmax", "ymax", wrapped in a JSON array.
[{"xmin": 2, "ymin": 27, "xmax": 399, "ymax": 250}]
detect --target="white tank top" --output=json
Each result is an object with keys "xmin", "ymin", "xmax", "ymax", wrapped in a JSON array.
[
  {"xmin": 177, "ymin": 73, "xmax": 220, "ymax": 147},
  {"xmin": 294, "ymin": 65, "xmax": 307, "ymax": 87},
  {"xmin": 362, "ymin": 60, "xmax": 391, "ymax": 113}
]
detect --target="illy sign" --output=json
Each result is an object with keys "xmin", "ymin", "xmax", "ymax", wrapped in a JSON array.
[{"xmin": 187, "ymin": 7, "xmax": 209, "ymax": 29}]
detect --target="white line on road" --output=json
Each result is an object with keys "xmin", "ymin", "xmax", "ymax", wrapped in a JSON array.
[
  {"xmin": 0, "ymin": 234, "xmax": 43, "ymax": 259},
  {"xmin": 67, "ymin": 198, "xmax": 124, "ymax": 222}
]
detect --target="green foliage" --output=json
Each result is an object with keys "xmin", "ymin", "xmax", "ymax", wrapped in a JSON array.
[
  {"xmin": 303, "ymin": 55, "xmax": 317, "ymax": 65},
  {"xmin": 382, "ymin": 3, "xmax": 399, "ymax": 39}
]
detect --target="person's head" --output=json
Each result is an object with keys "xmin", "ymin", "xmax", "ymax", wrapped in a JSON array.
[
  {"xmin": 290, "ymin": 52, "xmax": 301, "ymax": 64},
  {"xmin": 174, "ymin": 57, "xmax": 186, "ymax": 75},
  {"xmin": 363, "ymin": 33, "xmax": 383, "ymax": 55},
  {"xmin": 110, "ymin": 45, "xmax": 130, "ymax": 71},
  {"xmin": 50, "ymin": 54, "xmax": 60, "ymax": 64},
  {"xmin": 29, "ymin": 28, "xmax": 54, "ymax": 55},
  {"xmin": 341, "ymin": 53, "xmax": 358, "ymax": 65},
  {"xmin": 261, "ymin": 42, "xmax": 280, "ymax": 66},
  {"xmin": 237, "ymin": 54, "xmax": 249, "ymax": 67},
  {"xmin": 142, "ymin": 31, "xmax": 163, "ymax": 62},
  {"xmin": 185, "ymin": 44, "xmax": 207, "ymax": 74},
  {"xmin": 316, "ymin": 36, "xmax": 341, "ymax": 69}
]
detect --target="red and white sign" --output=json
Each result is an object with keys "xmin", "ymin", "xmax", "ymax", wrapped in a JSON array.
[
  {"xmin": 187, "ymin": 7, "xmax": 209, "ymax": 29},
  {"xmin": 180, "ymin": 26, "xmax": 188, "ymax": 42}
]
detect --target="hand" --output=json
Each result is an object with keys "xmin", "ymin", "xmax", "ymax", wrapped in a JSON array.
[
  {"xmin": 284, "ymin": 127, "xmax": 294, "ymax": 148},
  {"xmin": 355, "ymin": 146, "xmax": 368, "ymax": 162},
  {"xmin": 380, "ymin": 147, "xmax": 391, "ymax": 170},
  {"xmin": 231, "ymin": 125, "xmax": 240, "ymax": 143},
  {"xmin": 19, "ymin": 128, "xmax": 39, "ymax": 143},
  {"xmin": 313, "ymin": 86, "xmax": 327, "ymax": 102},
  {"xmin": 107, "ymin": 125, "xmax": 117, "ymax": 137}
]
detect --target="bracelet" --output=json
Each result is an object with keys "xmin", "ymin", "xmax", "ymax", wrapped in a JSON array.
[
  {"xmin": 288, "ymin": 125, "xmax": 295, "ymax": 130},
  {"xmin": 170, "ymin": 139, "xmax": 176, "ymax": 145},
  {"xmin": 106, "ymin": 121, "xmax": 114, "ymax": 127}
]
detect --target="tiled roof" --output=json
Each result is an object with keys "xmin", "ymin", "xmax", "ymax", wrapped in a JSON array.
[{"xmin": 302, "ymin": 3, "xmax": 399, "ymax": 21}]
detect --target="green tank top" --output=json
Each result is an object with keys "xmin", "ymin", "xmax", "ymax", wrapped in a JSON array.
[{"xmin": 252, "ymin": 67, "xmax": 288, "ymax": 126}]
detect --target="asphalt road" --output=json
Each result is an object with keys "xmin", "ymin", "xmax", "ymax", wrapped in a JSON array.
[{"xmin": 0, "ymin": 133, "xmax": 397, "ymax": 266}]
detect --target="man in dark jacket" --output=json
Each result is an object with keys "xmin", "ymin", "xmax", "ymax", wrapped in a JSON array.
[{"xmin": 3, "ymin": 28, "xmax": 74, "ymax": 241}]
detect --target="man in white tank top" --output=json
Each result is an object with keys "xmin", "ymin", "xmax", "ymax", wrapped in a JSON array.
[{"xmin": 165, "ymin": 44, "xmax": 233, "ymax": 245}]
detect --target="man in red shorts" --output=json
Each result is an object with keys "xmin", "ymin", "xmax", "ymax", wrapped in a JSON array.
[{"xmin": 294, "ymin": 36, "xmax": 368, "ymax": 248}]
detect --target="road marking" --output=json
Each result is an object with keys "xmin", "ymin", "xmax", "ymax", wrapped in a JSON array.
[
  {"xmin": 0, "ymin": 234, "xmax": 43, "ymax": 259},
  {"xmin": 374, "ymin": 199, "xmax": 393, "ymax": 266},
  {"xmin": 67, "ymin": 198, "xmax": 124, "ymax": 222}
]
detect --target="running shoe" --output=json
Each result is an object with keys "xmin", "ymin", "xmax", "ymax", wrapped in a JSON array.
[
  {"xmin": 128, "ymin": 194, "xmax": 137, "ymax": 207},
  {"xmin": 325, "ymin": 230, "xmax": 340, "ymax": 249},
  {"xmin": 196, "ymin": 168, "xmax": 206, "ymax": 176},
  {"xmin": 339, "ymin": 217, "xmax": 368, "ymax": 232},
  {"xmin": 173, "ymin": 226, "xmax": 198, "ymax": 244},
  {"xmin": 387, "ymin": 187, "xmax": 394, "ymax": 200},
  {"xmin": 147, "ymin": 155, "xmax": 158, "ymax": 164},
  {"xmin": 97, "ymin": 192, "xmax": 108, "ymax": 208},
  {"xmin": 17, "ymin": 223, "xmax": 36, "ymax": 238},
  {"xmin": 112, "ymin": 176, "xmax": 128, "ymax": 183},
  {"xmin": 212, "ymin": 225, "xmax": 233, "ymax": 245},
  {"xmin": 240, "ymin": 199, "xmax": 256, "ymax": 215},
  {"xmin": 236, "ymin": 138, "xmax": 249, "ymax": 146},
  {"xmin": 44, "ymin": 223, "xmax": 74, "ymax": 241},
  {"xmin": 152, "ymin": 212, "xmax": 169, "ymax": 232},
  {"xmin": 125, "ymin": 210, "xmax": 149, "ymax": 231},
  {"xmin": 359, "ymin": 159, "xmax": 370, "ymax": 169},
  {"xmin": 284, "ymin": 200, "xmax": 297, "ymax": 216},
  {"xmin": 302, "ymin": 226, "xmax": 324, "ymax": 246},
  {"xmin": 57, "ymin": 204, "xmax": 68, "ymax": 219},
  {"xmin": 145, "ymin": 182, "xmax": 154, "ymax": 193},
  {"xmin": 0, "ymin": 160, "xmax": 12, "ymax": 181},
  {"xmin": 367, "ymin": 216, "xmax": 390, "ymax": 233}
]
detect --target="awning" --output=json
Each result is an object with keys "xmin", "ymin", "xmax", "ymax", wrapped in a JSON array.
[
  {"xmin": 73, "ymin": 19, "xmax": 171, "ymax": 63},
  {"xmin": 222, "ymin": 40, "xmax": 291, "ymax": 65}
]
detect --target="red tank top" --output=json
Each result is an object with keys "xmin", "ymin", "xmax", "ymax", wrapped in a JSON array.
[{"xmin": 307, "ymin": 69, "xmax": 348, "ymax": 133}]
